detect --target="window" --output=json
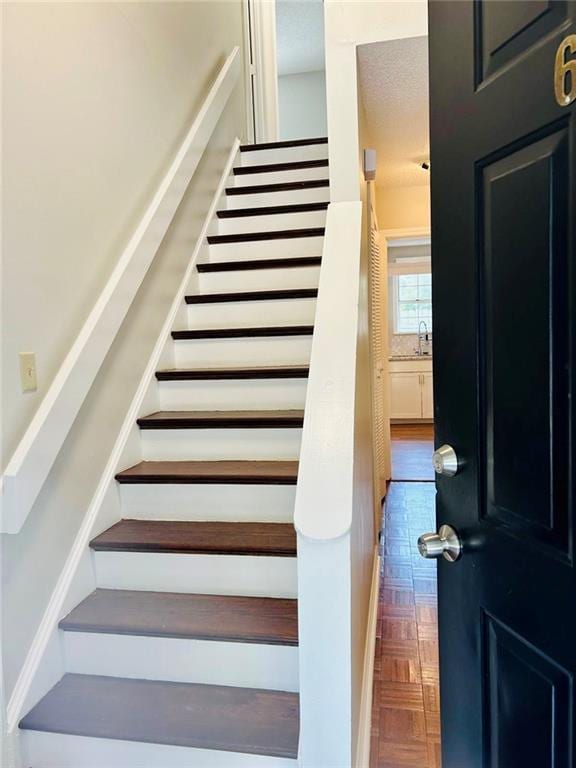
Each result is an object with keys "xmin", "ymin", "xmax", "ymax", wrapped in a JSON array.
[{"xmin": 393, "ymin": 273, "xmax": 432, "ymax": 333}]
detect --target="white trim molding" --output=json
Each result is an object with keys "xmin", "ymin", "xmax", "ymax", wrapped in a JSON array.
[
  {"xmin": 0, "ymin": 48, "xmax": 241, "ymax": 534},
  {"xmin": 248, "ymin": 0, "xmax": 279, "ymax": 142},
  {"xmin": 356, "ymin": 551, "xmax": 381, "ymax": 768},
  {"xmin": 6, "ymin": 139, "xmax": 242, "ymax": 736}
]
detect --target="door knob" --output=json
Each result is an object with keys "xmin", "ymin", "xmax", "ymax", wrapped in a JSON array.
[
  {"xmin": 418, "ymin": 524, "xmax": 462, "ymax": 562},
  {"xmin": 432, "ymin": 444, "xmax": 459, "ymax": 476}
]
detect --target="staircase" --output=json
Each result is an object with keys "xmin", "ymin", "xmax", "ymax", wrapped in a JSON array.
[{"xmin": 18, "ymin": 137, "xmax": 329, "ymax": 767}]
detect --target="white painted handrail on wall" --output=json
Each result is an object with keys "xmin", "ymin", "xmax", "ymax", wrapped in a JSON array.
[
  {"xmin": 295, "ymin": 201, "xmax": 364, "ymax": 767},
  {"xmin": 1, "ymin": 47, "xmax": 240, "ymax": 534}
]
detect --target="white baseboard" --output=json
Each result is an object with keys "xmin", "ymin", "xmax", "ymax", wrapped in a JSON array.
[
  {"xmin": 355, "ymin": 549, "xmax": 381, "ymax": 768},
  {"xmin": 1, "ymin": 47, "xmax": 240, "ymax": 535},
  {"xmin": 5, "ymin": 137, "xmax": 241, "ymax": 736}
]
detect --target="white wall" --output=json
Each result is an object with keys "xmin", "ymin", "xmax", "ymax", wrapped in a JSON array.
[
  {"xmin": 278, "ymin": 70, "xmax": 327, "ymax": 140},
  {"xmin": 2, "ymin": 1, "xmax": 247, "ymax": 466},
  {"xmin": 1, "ymin": 0, "xmax": 246, "ymax": 720}
]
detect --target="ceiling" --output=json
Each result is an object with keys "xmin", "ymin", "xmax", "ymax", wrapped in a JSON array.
[
  {"xmin": 276, "ymin": 0, "xmax": 325, "ymax": 77},
  {"xmin": 357, "ymin": 35, "xmax": 429, "ymax": 189}
]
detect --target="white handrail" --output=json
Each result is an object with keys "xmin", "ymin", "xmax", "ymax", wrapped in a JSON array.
[
  {"xmin": 294, "ymin": 201, "xmax": 363, "ymax": 541},
  {"xmin": 1, "ymin": 47, "xmax": 240, "ymax": 534}
]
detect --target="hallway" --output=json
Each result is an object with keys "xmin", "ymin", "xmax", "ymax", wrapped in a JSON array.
[{"xmin": 371, "ymin": 428, "xmax": 440, "ymax": 767}]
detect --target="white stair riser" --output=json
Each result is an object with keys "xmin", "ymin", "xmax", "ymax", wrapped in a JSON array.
[
  {"xmin": 186, "ymin": 298, "xmax": 316, "ymax": 329},
  {"xmin": 158, "ymin": 378, "xmax": 308, "ymax": 412},
  {"xmin": 119, "ymin": 483, "xmax": 296, "ymax": 523},
  {"xmin": 140, "ymin": 427, "xmax": 302, "ymax": 461},
  {"xmin": 217, "ymin": 209, "xmax": 326, "ymax": 235},
  {"xmin": 225, "ymin": 187, "xmax": 329, "ymax": 210},
  {"xmin": 173, "ymin": 336, "xmax": 313, "ymax": 367},
  {"xmin": 22, "ymin": 732, "xmax": 297, "ymax": 768},
  {"xmin": 232, "ymin": 165, "xmax": 327, "ymax": 187},
  {"xmin": 196, "ymin": 265, "xmax": 320, "ymax": 293},
  {"xmin": 240, "ymin": 143, "xmax": 327, "ymax": 167},
  {"xmin": 208, "ymin": 235, "xmax": 323, "ymax": 261},
  {"xmin": 94, "ymin": 552, "xmax": 297, "ymax": 598},
  {"xmin": 63, "ymin": 632, "xmax": 299, "ymax": 692}
]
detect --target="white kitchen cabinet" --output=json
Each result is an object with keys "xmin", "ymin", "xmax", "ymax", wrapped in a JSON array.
[
  {"xmin": 390, "ymin": 373, "xmax": 422, "ymax": 419},
  {"xmin": 389, "ymin": 360, "xmax": 434, "ymax": 420},
  {"xmin": 421, "ymin": 372, "xmax": 434, "ymax": 419}
]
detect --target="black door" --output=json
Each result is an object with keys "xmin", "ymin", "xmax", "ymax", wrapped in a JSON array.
[{"xmin": 429, "ymin": 1, "xmax": 576, "ymax": 766}]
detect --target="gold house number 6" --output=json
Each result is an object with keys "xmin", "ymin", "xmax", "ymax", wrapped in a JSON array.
[{"xmin": 555, "ymin": 34, "xmax": 576, "ymax": 107}]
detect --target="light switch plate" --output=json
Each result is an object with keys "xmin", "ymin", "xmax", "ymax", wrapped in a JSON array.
[{"xmin": 19, "ymin": 352, "xmax": 37, "ymax": 392}]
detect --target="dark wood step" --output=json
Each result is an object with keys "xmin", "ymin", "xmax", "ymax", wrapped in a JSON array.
[
  {"xmin": 60, "ymin": 589, "xmax": 298, "ymax": 646},
  {"xmin": 207, "ymin": 227, "xmax": 324, "ymax": 245},
  {"xmin": 185, "ymin": 288, "xmax": 317, "ymax": 305},
  {"xmin": 115, "ymin": 460, "xmax": 299, "ymax": 485},
  {"xmin": 216, "ymin": 202, "xmax": 328, "ymax": 219},
  {"xmin": 156, "ymin": 365, "xmax": 309, "ymax": 381},
  {"xmin": 19, "ymin": 674, "xmax": 299, "ymax": 759},
  {"xmin": 172, "ymin": 325, "xmax": 314, "ymax": 340},
  {"xmin": 197, "ymin": 256, "xmax": 321, "ymax": 272},
  {"xmin": 240, "ymin": 136, "xmax": 327, "ymax": 152},
  {"xmin": 136, "ymin": 410, "xmax": 305, "ymax": 429},
  {"xmin": 226, "ymin": 179, "xmax": 329, "ymax": 196},
  {"xmin": 233, "ymin": 159, "xmax": 328, "ymax": 175},
  {"xmin": 90, "ymin": 520, "xmax": 297, "ymax": 557}
]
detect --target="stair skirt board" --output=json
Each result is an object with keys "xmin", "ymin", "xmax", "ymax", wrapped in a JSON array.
[
  {"xmin": 22, "ymin": 732, "xmax": 298, "ymax": 768},
  {"xmin": 63, "ymin": 632, "xmax": 299, "ymax": 691},
  {"xmin": 93, "ymin": 551, "xmax": 297, "ymax": 597},
  {"xmin": 225, "ymin": 186, "xmax": 329, "ymax": 210},
  {"xmin": 173, "ymin": 336, "xmax": 313, "ymax": 367},
  {"xmin": 139, "ymin": 427, "xmax": 303, "ymax": 461},
  {"xmin": 230, "ymin": 165, "xmax": 327, "ymax": 187},
  {"xmin": 195, "ymin": 264, "xmax": 320, "ymax": 293},
  {"xmin": 185, "ymin": 299, "xmax": 317, "ymax": 329},
  {"xmin": 207, "ymin": 235, "xmax": 324, "ymax": 261},
  {"xmin": 119, "ymin": 483, "xmax": 296, "ymax": 522},
  {"xmin": 216, "ymin": 209, "xmax": 327, "ymax": 235},
  {"xmin": 157, "ymin": 378, "xmax": 308, "ymax": 411}
]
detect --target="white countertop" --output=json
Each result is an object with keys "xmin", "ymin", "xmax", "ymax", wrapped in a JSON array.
[{"xmin": 389, "ymin": 355, "xmax": 433, "ymax": 361}]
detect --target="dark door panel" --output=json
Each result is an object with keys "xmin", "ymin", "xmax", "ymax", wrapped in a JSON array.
[{"xmin": 429, "ymin": 1, "xmax": 576, "ymax": 765}]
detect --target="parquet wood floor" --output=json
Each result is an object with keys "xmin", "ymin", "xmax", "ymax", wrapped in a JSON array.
[{"xmin": 370, "ymin": 481, "xmax": 440, "ymax": 768}]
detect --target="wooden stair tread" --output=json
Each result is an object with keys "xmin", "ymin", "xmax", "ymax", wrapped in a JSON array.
[
  {"xmin": 156, "ymin": 365, "xmax": 309, "ymax": 381},
  {"xmin": 137, "ymin": 410, "xmax": 305, "ymax": 429},
  {"xmin": 233, "ymin": 159, "xmax": 328, "ymax": 175},
  {"xmin": 198, "ymin": 256, "xmax": 321, "ymax": 272},
  {"xmin": 216, "ymin": 202, "xmax": 328, "ymax": 218},
  {"xmin": 185, "ymin": 288, "xmax": 317, "ymax": 304},
  {"xmin": 172, "ymin": 325, "xmax": 314, "ymax": 340},
  {"xmin": 240, "ymin": 136, "xmax": 327, "ymax": 151},
  {"xmin": 19, "ymin": 673, "xmax": 299, "ymax": 759},
  {"xmin": 115, "ymin": 460, "xmax": 299, "ymax": 485},
  {"xmin": 207, "ymin": 227, "xmax": 324, "ymax": 244},
  {"xmin": 226, "ymin": 179, "xmax": 329, "ymax": 196},
  {"xmin": 60, "ymin": 589, "xmax": 298, "ymax": 646},
  {"xmin": 90, "ymin": 520, "xmax": 297, "ymax": 556}
]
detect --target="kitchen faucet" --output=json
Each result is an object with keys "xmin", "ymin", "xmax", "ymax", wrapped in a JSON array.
[{"xmin": 417, "ymin": 320, "xmax": 429, "ymax": 356}]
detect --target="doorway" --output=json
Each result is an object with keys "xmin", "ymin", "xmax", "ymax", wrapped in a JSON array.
[{"xmin": 357, "ymin": 36, "xmax": 441, "ymax": 768}]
